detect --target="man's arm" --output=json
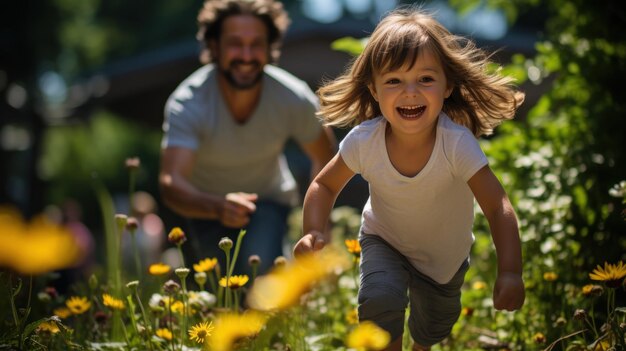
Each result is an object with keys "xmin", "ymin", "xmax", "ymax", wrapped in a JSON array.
[
  {"xmin": 159, "ymin": 147, "xmax": 256, "ymax": 227},
  {"xmin": 299, "ymin": 126, "xmax": 337, "ymax": 179}
]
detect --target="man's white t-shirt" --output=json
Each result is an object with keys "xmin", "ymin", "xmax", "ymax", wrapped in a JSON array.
[
  {"xmin": 340, "ymin": 113, "xmax": 488, "ymax": 284},
  {"xmin": 162, "ymin": 64, "xmax": 322, "ymax": 206}
]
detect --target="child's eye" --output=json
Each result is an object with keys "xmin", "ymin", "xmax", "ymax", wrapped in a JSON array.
[
  {"xmin": 420, "ymin": 76, "xmax": 435, "ymax": 83},
  {"xmin": 385, "ymin": 78, "xmax": 400, "ymax": 84}
]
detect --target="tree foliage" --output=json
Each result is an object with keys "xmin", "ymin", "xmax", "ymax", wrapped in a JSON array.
[
  {"xmin": 483, "ymin": 0, "xmax": 626, "ymax": 273},
  {"xmin": 469, "ymin": 0, "xmax": 626, "ymax": 346},
  {"xmin": 33, "ymin": 0, "xmax": 202, "ymax": 80}
]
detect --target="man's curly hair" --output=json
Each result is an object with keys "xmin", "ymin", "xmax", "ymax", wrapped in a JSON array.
[{"xmin": 196, "ymin": 0, "xmax": 290, "ymax": 64}]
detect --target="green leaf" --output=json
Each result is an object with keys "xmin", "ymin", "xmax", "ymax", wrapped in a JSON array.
[
  {"xmin": 22, "ymin": 317, "xmax": 48, "ymax": 339},
  {"xmin": 501, "ymin": 64, "xmax": 528, "ymax": 84},
  {"xmin": 330, "ymin": 37, "xmax": 366, "ymax": 56},
  {"xmin": 448, "ymin": 0, "xmax": 481, "ymax": 16},
  {"xmin": 528, "ymin": 95, "xmax": 551, "ymax": 119},
  {"xmin": 12, "ymin": 279, "xmax": 22, "ymax": 298}
]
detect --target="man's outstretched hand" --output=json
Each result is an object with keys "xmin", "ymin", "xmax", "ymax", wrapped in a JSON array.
[{"xmin": 219, "ymin": 192, "xmax": 257, "ymax": 228}]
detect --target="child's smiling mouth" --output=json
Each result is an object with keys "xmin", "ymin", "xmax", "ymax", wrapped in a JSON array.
[{"xmin": 396, "ymin": 105, "xmax": 426, "ymax": 119}]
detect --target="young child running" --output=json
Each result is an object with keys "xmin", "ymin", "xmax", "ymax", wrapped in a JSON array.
[{"xmin": 294, "ymin": 6, "xmax": 526, "ymax": 351}]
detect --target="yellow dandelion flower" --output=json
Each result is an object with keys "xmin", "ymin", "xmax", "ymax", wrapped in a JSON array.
[
  {"xmin": 461, "ymin": 307, "xmax": 474, "ymax": 317},
  {"xmin": 170, "ymin": 300, "xmax": 184, "ymax": 313},
  {"xmin": 589, "ymin": 261, "xmax": 626, "ymax": 288},
  {"xmin": 149, "ymin": 263, "xmax": 171, "ymax": 276},
  {"xmin": 169, "ymin": 300, "xmax": 195, "ymax": 315},
  {"xmin": 66, "ymin": 296, "xmax": 91, "ymax": 315},
  {"xmin": 247, "ymin": 249, "xmax": 349, "ymax": 311},
  {"xmin": 346, "ymin": 321, "xmax": 391, "ymax": 350},
  {"xmin": 581, "ymin": 284, "xmax": 603, "ymax": 297},
  {"xmin": 346, "ymin": 308, "xmax": 359, "ymax": 325},
  {"xmin": 37, "ymin": 321, "xmax": 60, "ymax": 334},
  {"xmin": 219, "ymin": 275, "xmax": 249, "ymax": 290},
  {"xmin": 188, "ymin": 321, "xmax": 214, "ymax": 345},
  {"xmin": 0, "ymin": 208, "xmax": 81, "ymax": 275},
  {"xmin": 582, "ymin": 284, "xmax": 594, "ymax": 296},
  {"xmin": 53, "ymin": 307, "xmax": 72, "ymax": 319},
  {"xmin": 345, "ymin": 239, "xmax": 361, "ymax": 256},
  {"xmin": 209, "ymin": 311, "xmax": 267, "ymax": 351},
  {"xmin": 472, "ymin": 281, "xmax": 487, "ymax": 290},
  {"xmin": 594, "ymin": 340, "xmax": 611, "ymax": 351},
  {"xmin": 167, "ymin": 227, "xmax": 186, "ymax": 245},
  {"xmin": 543, "ymin": 272, "xmax": 558, "ymax": 281},
  {"xmin": 156, "ymin": 328, "xmax": 173, "ymax": 341},
  {"xmin": 193, "ymin": 257, "xmax": 218, "ymax": 273},
  {"xmin": 102, "ymin": 294, "xmax": 125, "ymax": 310}
]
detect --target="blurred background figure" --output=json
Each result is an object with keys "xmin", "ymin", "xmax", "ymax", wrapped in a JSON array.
[
  {"xmin": 61, "ymin": 199, "xmax": 95, "ymax": 271},
  {"xmin": 159, "ymin": 0, "xmax": 336, "ymax": 277},
  {"xmin": 44, "ymin": 199, "xmax": 95, "ymax": 293},
  {"xmin": 118, "ymin": 191, "xmax": 166, "ymax": 278}
]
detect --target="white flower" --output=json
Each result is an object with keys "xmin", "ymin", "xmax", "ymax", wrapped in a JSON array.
[
  {"xmin": 338, "ymin": 275, "xmax": 357, "ymax": 290},
  {"xmin": 187, "ymin": 291, "xmax": 216, "ymax": 308},
  {"xmin": 609, "ymin": 181, "xmax": 626, "ymax": 198},
  {"xmin": 149, "ymin": 293, "xmax": 165, "ymax": 310}
]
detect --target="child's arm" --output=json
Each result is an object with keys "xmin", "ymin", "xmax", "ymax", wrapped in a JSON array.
[
  {"xmin": 468, "ymin": 165, "xmax": 525, "ymax": 311},
  {"xmin": 294, "ymin": 153, "xmax": 355, "ymax": 257}
]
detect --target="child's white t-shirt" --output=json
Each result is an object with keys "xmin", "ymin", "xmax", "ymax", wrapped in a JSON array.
[{"xmin": 340, "ymin": 113, "xmax": 488, "ymax": 284}]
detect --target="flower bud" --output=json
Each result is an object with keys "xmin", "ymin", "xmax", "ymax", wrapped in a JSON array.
[
  {"xmin": 115, "ymin": 214, "xmax": 128, "ymax": 228},
  {"xmin": 555, "ymin": 316, "xmax": 567, "ymax": 327},
  {"xmin": 573, "ymin": 309, "xmax": 587, "ymax": 321},
  {"xmin": 125, "ymin": 157, "xmax": 141, "ymax": 170},
  {"xmin": 126, "ymin": 280, "xmax": 139, "ymax": 290},
  {"xmin": 274, "ymin": 256, "xmax": 287, "ymax": 267},
  {"xmin": 88, "ymin": 274, "xmax": 99, "ymax": 290},
  {"xmin": 248, "ymin": 255, "xmax": 261, "ymax": 267},
  {"xmin": 219, "ymin": 237, "xmax": 233, "ymax": 251},
  {"xmin": 194, "ymin": 272, "xmax": 207, "ymax": 287},
  {"xmin": 38, "ymin": 292, "xmax": 51, "ymax": 303},
  {"xmin": 45, "ymin": 286, "xmax": 58, "ymax": 299},
  {"xmin": 175, "ymin": 268, "xmax": 190, "ymax": 279},
  {"xmin": 126, "ymin": 217, "xmax": 139, "ymax": 232},
  {"xmin": 590, "ymin": 284, "xmax": 604, "ymax": 297},
  {"xmin": 163, "ymin": 280, "xmax": 180, "ymax": 295}
]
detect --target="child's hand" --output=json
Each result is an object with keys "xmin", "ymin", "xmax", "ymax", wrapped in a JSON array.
[
  {"xmin": 293, "ymin": 230, "xmax": 326, "ymax": 257},
  {"xmin": 493, "ymin": 272, "xmax": 525, "ymax": 311}
]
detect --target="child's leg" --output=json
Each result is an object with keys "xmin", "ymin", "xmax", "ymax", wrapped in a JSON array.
[
  {"xmin": 384, "ymin": 337, "xmax": 403, "ymax": 351},
  {"xmin": 358, "ymin": 234, "xmax": 410, "ymax": 344},
  {"xmin": 407, "ymin": 259, "xmax": 469, "ymax": 348},
  {"xmin": 411, "ymin": 342, "xmax": 431, "ymax": 351}
]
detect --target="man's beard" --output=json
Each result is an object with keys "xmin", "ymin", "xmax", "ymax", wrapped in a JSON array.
[{"xmin": 219, "ymin": 59, "xmax": 264, "ymax": 90}]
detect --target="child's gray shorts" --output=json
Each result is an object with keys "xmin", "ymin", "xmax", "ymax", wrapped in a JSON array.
[{"xmin": 357, "ymin": 233, "xmax": 469, "ymax": 346}]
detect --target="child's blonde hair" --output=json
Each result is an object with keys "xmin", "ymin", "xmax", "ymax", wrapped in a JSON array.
[{"xmin": 318, "ymin": 6, "xmax": 525, "ymax": 137}]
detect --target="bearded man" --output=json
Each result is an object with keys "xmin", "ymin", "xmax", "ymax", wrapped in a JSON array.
[{"xmin": 159, "ymin": 0, "xmax": 335, "ymax": 276}]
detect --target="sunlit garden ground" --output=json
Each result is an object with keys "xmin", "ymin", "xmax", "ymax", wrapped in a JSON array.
[{"xmin": 1, "ymin": 165, "xmax": 625, "ymax": 350}]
